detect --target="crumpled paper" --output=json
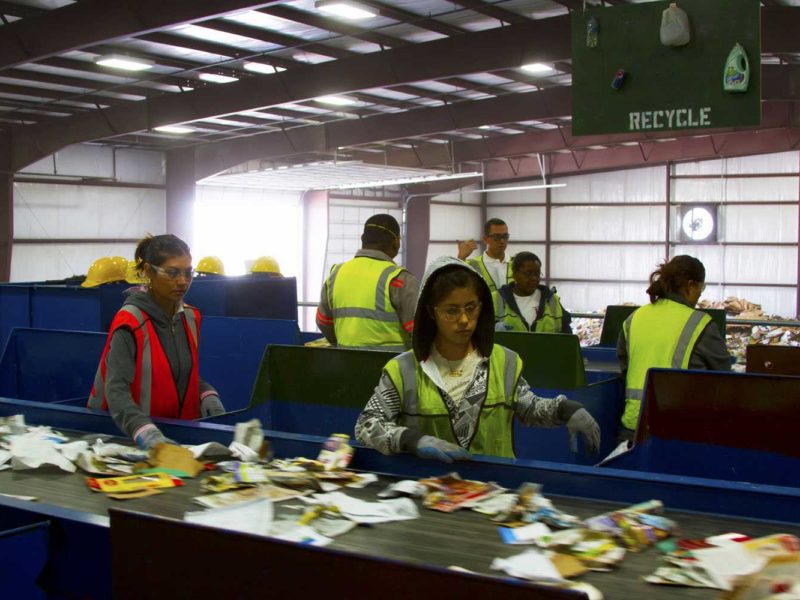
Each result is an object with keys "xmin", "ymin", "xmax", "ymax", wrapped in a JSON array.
[{"xmin": 9, "ymin": 434, "xmax": 77, "ymax": 472}]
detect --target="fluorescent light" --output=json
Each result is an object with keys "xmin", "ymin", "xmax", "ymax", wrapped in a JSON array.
[
  {"xmin": 243, "ymin": 62, "xmax": 286, "ymax": 74},
  {"xmin": 95, "ymin": 55, "xmax": 154, "ymax": 71},
  {"xmin": 154, "ymin": 125, "xmax": 194, "ymax": 134},
  {"xmin": 470, "ymin": 183, "xmax": 566, "ymax": 193},
  {"xmin": 322, "ymin": 171, "xmax": 482, "ymax": 191},
  {"xmin": 520, "ymin": 63, "xmax": 553, "ymax": 74},
  {"xmin": 198, "ymin": 73, "xmax": 238, "ymax": 84},
  {"xmin": 316, "ymin": 0, "xmax": 376, "ymax": 20},
  {"xmin": 316, "ymin": 95, "xmax": 356, "ymax": 106}
]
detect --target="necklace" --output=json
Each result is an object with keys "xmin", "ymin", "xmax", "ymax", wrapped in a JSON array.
[
  {"xmin": 446, "ymin": 358, "xmax": 465, "ymax": 377},
  {"xmin": 443, "ymin": 347, "xmax": 474, "ymax": 377}
]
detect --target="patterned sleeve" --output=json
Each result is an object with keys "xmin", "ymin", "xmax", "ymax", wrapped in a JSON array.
[
  {"xmin": 355, "ymin": 371, "xmax": 411, "ymax": 455},
  {"xmin": 513, "ymin": 376, "xmax": 565, "ymax": 428}
]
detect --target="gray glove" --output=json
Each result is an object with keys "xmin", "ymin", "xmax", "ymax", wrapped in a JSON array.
[
  {"xmin": 134, "ymin": 426, "xmax": 169, "ymax": 450},
  {"xmin": 566, "ymin": 408, "xmax": 601, "ymax": 454},
  {"xmin": 415, "ymin": 435, "xmax": 471, "ymax": 463},
  {"xmin": 200, "ymin": 393, "xmax": 225, "ymax": 417}
]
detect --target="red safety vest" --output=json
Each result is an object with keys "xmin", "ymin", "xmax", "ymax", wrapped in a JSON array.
[{"xmin": 88, "ymin": 304, "xmax": 201, "ymax": 419}]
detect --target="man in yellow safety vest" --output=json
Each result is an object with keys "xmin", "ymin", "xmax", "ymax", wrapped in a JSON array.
[{"xmin": 316, "ymin": 214, "xmax": 419, "ymax": 351}]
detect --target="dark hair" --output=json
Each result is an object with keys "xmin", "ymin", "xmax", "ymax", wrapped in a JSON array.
[
  {"xmin": 361, "ymin": 214, "xmax": 400, "ymax": 249},
  {"xmin": 646, "ymin": 255, "xmax": 705, "ymax": 303},
  {"xmin": 512, "ymin": 252, "xmax": 542, "ymax": 273},
  {"xmin": 483, "ymin": 218, "xmax": 507, "ymax": 236},
  {"xmin": 134, "ymin": 234, "xmax": 191, "ymax": 273},
  {"xmin": 413, "ymin": 264, "xmax": 494, "ymax": 359},
  {"xmin": 427, "ymin": 265, "xmax": 484, "ymax": 308}
]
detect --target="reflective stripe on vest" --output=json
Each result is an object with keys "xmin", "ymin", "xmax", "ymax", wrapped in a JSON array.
[
  {"xmin": 467, "ymin": 254, "xmax": 513, "ymax": 295},
  {"xmin": 384, "ymin": 345, "xmax": 522, "ymax": 458},
  {"xmin": 498, "ymin": 291, "xmax": 564, "ymax": 333},
  {"xmin": 327, "ymin": 256, "xmax": 406, "ymax": 348},
  {"xmin": 621, "ymin": 299, "xmax": 711, "ymax": 430},
  {"xmin": 88, "ymin": 304, "xmax": 202, "ymax": 420}
]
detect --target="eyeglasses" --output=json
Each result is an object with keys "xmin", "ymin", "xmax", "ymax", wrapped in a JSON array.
[
  {"xmin": 151, "ymin": 265, "xmax": 194, "ymax": 280},
  {"xmin": 516, "ymin": 270, "xmax": 542, "ymax": 279},
  {"xmin": 486, "ymin": 233, "xmax": 510, "ymax": 242},
  {"xmin": 434, "ymin": 301, "xmax": 482, "ymax": 322}
]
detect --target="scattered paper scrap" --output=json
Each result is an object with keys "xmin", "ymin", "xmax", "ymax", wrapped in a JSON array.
[{"xmin": 185, "ymin": 498, "xmax": 274, "ymax": 536}]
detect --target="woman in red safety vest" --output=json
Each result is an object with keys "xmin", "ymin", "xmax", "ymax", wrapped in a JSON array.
[{"xmin": 88, "ymin": 234, "xmax": 224, "ymax": 449}]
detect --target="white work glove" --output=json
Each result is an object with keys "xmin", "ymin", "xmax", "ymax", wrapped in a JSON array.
[{"xmin": 566, "ymin": 408, "xmax": 601, "ymax": 454}]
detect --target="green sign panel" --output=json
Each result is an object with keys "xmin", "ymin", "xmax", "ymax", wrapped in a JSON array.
[{"xmin": 571, "ymin": 0, "xmax": 760, "ymax": 136}]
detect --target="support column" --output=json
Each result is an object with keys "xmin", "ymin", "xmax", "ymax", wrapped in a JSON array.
[
  {"xmin": 0, "ymin": 173, "xmax": 12, "ymax": 281},
  {"xmin": 165, "ymin": 148, "xmax": 196, "ymax": 244},
  {"xmin": 405, "ymin": 195, "xmax": 430, "ymax": 279}
]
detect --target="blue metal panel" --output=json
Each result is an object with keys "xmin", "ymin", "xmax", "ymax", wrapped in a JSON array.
[
  {"xmin": 269, "ymin": 401, "xmax": 361, "ymax": 437},
  {"xmin": 0, "ymin": 500, "xmax": 110, "ymax": 599},
  {"xmin": 0, "ymin": 519, "xmax": 49, "ymax": 599},
  {"xmin": 30, "ymin": 286, "xmax": 106, "ymax": 331},
  {"xmin": 516, "ymin": 375, "xmax": 624, "ymax": 465},
  {"xmin": 0, "ymin": 286, "xmax": 31, "ymax": 350},
  {"xmin": 602, "ymin": 369, "xmax": 800, "ymax": 486},
  {"xmin": 185, "ymin": 276, "xmax": 298, "ymax": 320},
  {"xmin": 0, "ymin": 329, "xmax": 106, "ymax": 403},
  {"xmin": 200, "ymin": 317, "xmax": 301, "ymax": 411}
]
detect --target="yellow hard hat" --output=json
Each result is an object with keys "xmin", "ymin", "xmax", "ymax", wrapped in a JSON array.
[
  {"xmin": 82, "ymin": 257, "xmax": 127, "ymax": 288},
  {"xmin": 251, "ymin": 256, "xmax": 281, "ymax": 275},
  {"xmin": 196, "ymin": 255, "xmax": 225, "ymax": 276},
  {"xmin": 109, "ymin": 256, "xmax": 128, "ymax": 273},
  {"xmin": 125, "ymin": 260, "xmax": 147, "ymax": 284}
]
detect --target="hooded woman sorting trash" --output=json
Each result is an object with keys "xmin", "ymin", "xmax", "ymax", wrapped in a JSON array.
[{"xmin": 355, "ymin": 256, "xmax": 600, "ymax": 462}]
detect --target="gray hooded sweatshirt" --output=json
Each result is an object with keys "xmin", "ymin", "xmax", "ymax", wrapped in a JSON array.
[
  {"xmin": 355, "ymin": 256, "xmax": 581, "ymax": 456},
  {"xmin": 103, "ymin": 288, "xmax": 220, "ymax": 440}
]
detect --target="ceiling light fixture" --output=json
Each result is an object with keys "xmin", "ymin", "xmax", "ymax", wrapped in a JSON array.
[
  {"xmin": 322, "ymin": 171, "xmax": 482, "ymax": 190},
  {"xmin": 153, "ymin": 125, "xmax": 194, "ymax": 134},
  {"xmin": 95, "ymin": 55, "xmax": 154, "ymax": 71},
  {"xmin": 316, "ymin": 95, "xmax": 356, "ymax": 106},
  {"xmin": 198, "ymin": 73, "xmax": 239, "ymax": 84},
  {"xmin": 315, "ymin": 0, "xmax": 377, "ymax": 20},
  {"xmin": 520, "ymin": 63, "xmax": 553, "ymax": 74},
  {"xmin": 243, "ymin": 62, "xmax": 286, "ymax": 74},
  {"xmin": 469, "ymin": 183, "xmax": 566, "ymax": 193}
]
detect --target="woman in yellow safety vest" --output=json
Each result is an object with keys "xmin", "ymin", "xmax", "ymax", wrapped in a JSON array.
[
  {"xmin": 495, "ymin": 252, "xmax": 571, "ymax": 333},
  {"xmin": 617, "ymin": 255, "xmax": 731, "ymax": 442},
  {"xmin": 355, "ymin": 256, "xmax": 600, "ymax": 462}
]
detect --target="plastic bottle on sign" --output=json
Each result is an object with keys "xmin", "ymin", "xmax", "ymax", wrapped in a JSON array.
[{"xmin": 586, "ymin": 16, "xmax": 599, "ymax": 48}]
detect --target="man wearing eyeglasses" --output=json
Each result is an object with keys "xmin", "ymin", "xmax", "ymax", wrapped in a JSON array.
[
  {"xmin": 317, "ymin": 214, "xmax": 419, "ymax": 351},
  {"xmin": 457, "ymin": 218, "xmax": 512, "ymax": 296}
]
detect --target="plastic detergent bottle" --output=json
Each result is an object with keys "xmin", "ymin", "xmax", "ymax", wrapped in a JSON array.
[
  {"xmin": 586, "ymin": 16, "xmax": 599, "ymax": 48},
  {"xmin": 723, "ymin": 43, "xmax": 749, "ymax": 92}
]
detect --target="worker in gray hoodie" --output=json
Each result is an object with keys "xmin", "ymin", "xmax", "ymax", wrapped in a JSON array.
[
  {"xmin": 88, "ymin": 234, "xmax": 224, "ymax": 449},
  {"xmin": 355, "ymin": 256, "xmax": 600, "ymax": 462}
]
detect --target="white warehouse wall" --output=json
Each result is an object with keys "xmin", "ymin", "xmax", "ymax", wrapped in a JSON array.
[{"xmin": 11, "ymin": 144, "xmax": 166, "ymax": 282}]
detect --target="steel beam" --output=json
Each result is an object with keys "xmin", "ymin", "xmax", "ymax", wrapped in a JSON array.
[
  {"xmin": 10, "ymin": 16, "xmax": 572, "ymax": 170},
  {"xmin": 193, "ymin": 86, "xmax": 571, "ymax": 179},
  {"xmin": 480, "ymin": 127, "xmax": 800, "ymax": 180},
  {"xmin": 0, "ymin": 0, "xmax": 285, "ymax": 72}
]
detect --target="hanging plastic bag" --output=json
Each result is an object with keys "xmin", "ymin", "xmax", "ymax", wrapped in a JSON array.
[{"xmin": 660, "ymin": 3, "xmax": 690, "ymax": 47}]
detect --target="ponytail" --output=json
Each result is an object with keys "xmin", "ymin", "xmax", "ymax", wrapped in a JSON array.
[
  {"xmin": 134, "ymin": 234, "xmax": 190, "ymax": 274},
  {"xmin": 646, "ymin": 255, "xmax": 705, "ymax": 303}
]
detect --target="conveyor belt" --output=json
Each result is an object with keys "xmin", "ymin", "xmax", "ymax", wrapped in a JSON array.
[{"xmin": 2, "ymin": 439, "xmax": 799, "ymax": 600}]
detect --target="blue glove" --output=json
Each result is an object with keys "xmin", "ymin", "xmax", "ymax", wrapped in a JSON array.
[
  {"xmin": 566, "ymin": 408, "xmax": 601, "ymax": 454},
  {"xmin": 415, "ymin": 435, "xmax": 471, "ymax": 463}
]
